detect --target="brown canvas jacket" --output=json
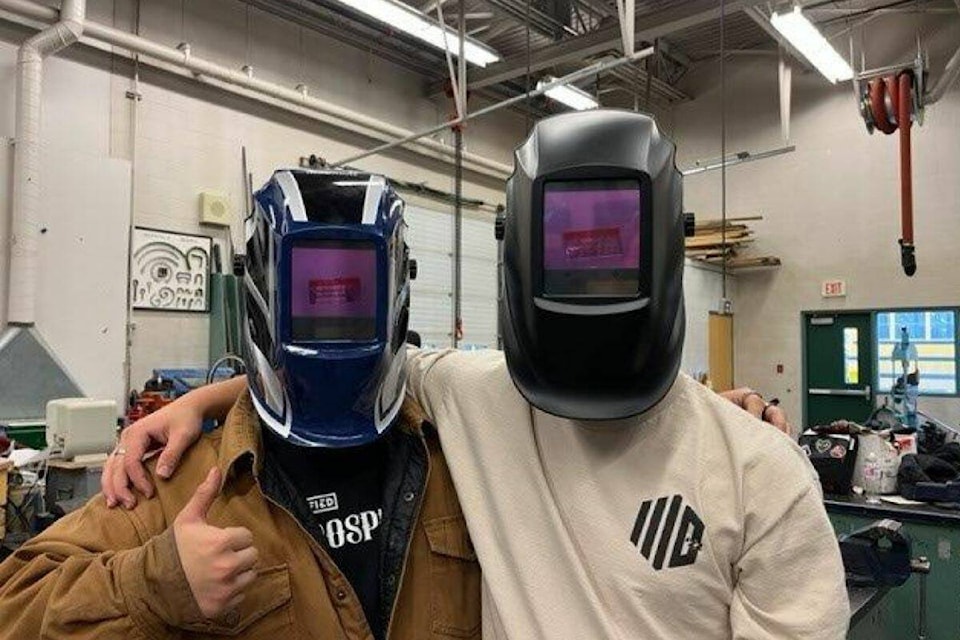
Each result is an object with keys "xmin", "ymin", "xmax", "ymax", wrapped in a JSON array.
[{"xmin": 0, "ymin": 392, "xmax": 480, "ymax": 639}]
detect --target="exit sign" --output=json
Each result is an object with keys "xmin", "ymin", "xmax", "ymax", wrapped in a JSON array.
[{"xmin": 821, "ymin": 280, "xmax": 847, "ymax": 297}]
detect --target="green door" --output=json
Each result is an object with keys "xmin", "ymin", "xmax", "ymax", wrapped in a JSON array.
[{"xmin": 805, "ymin": 312, "xmax": 874, "ymax": 428}]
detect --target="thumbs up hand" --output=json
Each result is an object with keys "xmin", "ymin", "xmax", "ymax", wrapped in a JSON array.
[{"xmin": 173, "ymin": 468, "xmax": 259, "ymax": 619}]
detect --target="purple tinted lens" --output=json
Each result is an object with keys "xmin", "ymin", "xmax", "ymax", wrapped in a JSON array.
[
  {"xmin": 543, "ymin": 183, "xmax": 640, "ymax": 270},
  {"xmin": 542, "ymin": 180, "xmax": 641, "ymax": 296},
  {"xmin": 290, "ymin": 243, "xmax": 378, "ymax": 342}
]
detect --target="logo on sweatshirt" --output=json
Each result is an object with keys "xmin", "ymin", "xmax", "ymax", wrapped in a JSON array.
[
  {"xmin": 630, "ymin": 495, "xmax": 704, "ymax": 570},
  {"xmin": 307, "ymin": 492, "xmax": 339, "ymax": 514}
]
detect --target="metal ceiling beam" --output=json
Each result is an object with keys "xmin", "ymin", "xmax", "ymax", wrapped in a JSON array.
[
  {"xmin": 245, "ymin": 0, "xmax": 558, "ymax": 122},
  {"xmin": 334, "ymin": 47, "xmax": 654, "ymax": 167},
  {"xmin": 811, "ymin": 6, "xmax": 959, "ymax": 14},
  {"xmin": 657, "ymin": 38, "xmax": 691, "ymax": 68},
  {"xmin": 439, "ymin": 0, "xmax": 749, "ymax": 92},
  {"xmin": 420, "ymin": 0, "xmax": 451, "ymax": 12},
  {"xmin": 606, "ymin": 65, "xmax": 690, "ymax": 102},
  {"xmin": 481, "ymin": 0, "xmax": 575, "ymax": 37},
  {"xmin": 575, "ymin": 0, "xmax": 616, "ymax": 19},
  {"xmin": 688, "ymin": 48, "xmax": 780, "ymax": 58},
  {"xmin": 241, "ymin": 0, "xmax": 444, "ymax": 78}
]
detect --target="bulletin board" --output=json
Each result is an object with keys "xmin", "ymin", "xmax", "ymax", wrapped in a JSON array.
[{"xmin": 130, "ymin": 227, "xmax": 212, "ymax": 312}]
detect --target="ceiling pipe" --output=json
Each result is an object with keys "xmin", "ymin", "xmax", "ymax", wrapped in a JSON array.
[
  {"xmin": 80, "ymin": 21, "xmax": 512, "ymax": 178},
  {"xmin": 680, "ymin": 145, "xmax": 796, "ymax": 176},
  {"xmin": 7, "ymin": 0, "xmax": 85, "ymax": 326},
  {"xmin": 0, "ymin": 0, "xmax": 513, "ymax": 180},
  {"xmin": 333, "ymin": 47, "xmax": 655, "ymax": 168}
]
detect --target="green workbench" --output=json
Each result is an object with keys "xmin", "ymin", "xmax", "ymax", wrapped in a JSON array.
[{"xmin": 828, "ymin": 496, "xmax": 960, "ymax": 639}]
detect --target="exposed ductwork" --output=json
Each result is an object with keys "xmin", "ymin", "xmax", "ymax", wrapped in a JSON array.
[
  {"xmin": 1, "ymin": 0, "xmax": 86, "ymax": 421},
  {"xmin": 8, "ymin": 0, "xmax": 84, "ymax": 325},
  {"xmin": 0, "ymin": 0, "xmax": 512, "ymax": 181}
]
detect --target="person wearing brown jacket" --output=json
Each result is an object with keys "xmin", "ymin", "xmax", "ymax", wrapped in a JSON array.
[
  {"xmin": 0, "ymin": 394, "xmax": 480, "ymax": 639},
  {"xmin": 0, "ymin": 171, "xmax": 480, "ymax": 639}
]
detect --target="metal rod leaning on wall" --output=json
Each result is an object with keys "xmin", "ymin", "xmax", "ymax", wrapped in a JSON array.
[
  {"xmin": 331, "ymin": 47, "xmax": 656, "ymax": 169},
  {"xmin": 452, "ymin": 0, "xmax": 466, "ymax": 348},
  {"xmin": 123, "ymin": 0, "xmax": 142, "ymax": 400}
]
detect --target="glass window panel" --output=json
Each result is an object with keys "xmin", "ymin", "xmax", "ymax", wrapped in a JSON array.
[
  {"xmin": 930, "ymin": 311, "xmax": 956, "ymax": 341},
  {"xmin": 895, "ymin": 312, "xmax": 924, "ymax": 341},
  {"xmin": 844, "ymin": 327, "xmax": 859, "ymax": 385},
  {"xmin": 876, "ymin": 312, "xmax": 891, "ymax": 341},
  {"xmin": 876, "ymin": 308, "xmax": 959, "ymax": 395}
]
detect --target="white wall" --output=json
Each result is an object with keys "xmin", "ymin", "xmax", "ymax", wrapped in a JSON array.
[
  {"xmin": 0, "ymin": 0, "xmax": 529, "ymax": 406},
  {"xmin": 681, "ymin": 260, "xmax": 735, "ymax": 379},
  {"xmin": 673, "ymin": 14, "xmax": 960, "ymax": 428}
]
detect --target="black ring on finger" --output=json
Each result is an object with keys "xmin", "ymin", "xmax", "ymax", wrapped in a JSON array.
[{"xmin": 761, "ymin": 403, "xmax": 775, "ymax": 421}]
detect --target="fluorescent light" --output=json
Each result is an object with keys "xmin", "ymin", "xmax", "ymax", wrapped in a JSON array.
[
  {"xmin": 332, "ymin": 0, "xmax": 501, "ymax": 67},
  {"xmin": 770, "ymin": 7, "xmax": 853, "ymax": 83},
  {"xmin": 537, "ymin": 77, "xmax": 599, "ymax": 111}
]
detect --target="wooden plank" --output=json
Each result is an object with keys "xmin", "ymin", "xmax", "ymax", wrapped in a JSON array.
[
  {"xmin": 694, "ymin": 223, "xmax": 749, "ymax": 234},
  {"xmin": 685, "ymin": 246, "xmax": 737, "ymax": 256},
  {"xmin": 687, "ymin": 230, "xmax": 752, "ymax": 242},
  {"xmin": 727, "ymin": 256, "xmax": 782, "ymax": 269},
  {"xmin": 709, "ymin": 312, "xmax": 735, "ymax": 392},
  {"xmin": 693, "ymin": 215, "xmax": 763, "ymax": 228},
  {"xmin": 703, "ymin": 255, "xmax": 781, "ymax": 268},
  {"xmin": 685, "ymin": 236, "xmax": 754, "ymax": 249},
  {"xmin": 685, "ymin": 249, "xmax": 733, "ymax": 258}
]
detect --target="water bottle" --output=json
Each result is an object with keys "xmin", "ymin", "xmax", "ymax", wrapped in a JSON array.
[
  {"xmin": 905, "ymin": 382, "xmax": 919, "ymax": 428},
  {"xmin": 863, "ymin": 452, "xmax": 882, "ymax": 504}
]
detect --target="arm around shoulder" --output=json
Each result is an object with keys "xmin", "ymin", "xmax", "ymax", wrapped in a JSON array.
[{"xmin": 404, "ymin": 346, "xmax": 458, "ymax": 424}]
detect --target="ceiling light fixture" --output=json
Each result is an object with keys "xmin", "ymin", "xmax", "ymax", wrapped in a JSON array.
[
  {"xmin": 537, "ymin": 77, "xmax": 599, "ymax": 111},
  {"xmin": 770, "ymin": 7, "xmax": 853, "ymax": 83},
  {"xmin": 331, "ymin": 0, "xmax": 501, "ymax": 67}
]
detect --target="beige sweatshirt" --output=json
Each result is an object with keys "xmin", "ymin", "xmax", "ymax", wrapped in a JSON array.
[{"xmin": 406, "ymin": 348, "xmax": 849, "ymax": 640}]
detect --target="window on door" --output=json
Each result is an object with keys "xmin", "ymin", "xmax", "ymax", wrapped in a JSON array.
[
  {"xmin": 843, "ymin": 327, "xmax": 859, "ymax": 385},
  {"xmin": 875, "ymin": 308, "xmax": 958, "ymax": 395}
]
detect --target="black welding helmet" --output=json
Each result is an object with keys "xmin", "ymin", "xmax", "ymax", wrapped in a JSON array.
[{"xmin": 500, "ymin": 109, "xmax": 685, "ymax": 420}]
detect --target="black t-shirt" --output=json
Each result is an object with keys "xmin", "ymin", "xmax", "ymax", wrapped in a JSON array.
[{"xmin": 262, "ymin": 430, "xmax": 387, "ymax": 634}]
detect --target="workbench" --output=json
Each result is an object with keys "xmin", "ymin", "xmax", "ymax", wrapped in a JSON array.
[
  {"xmin": 46, "ymin": 455, "xmax": 108, "ymax": 511},
  {"xmin": 847, "ymin": 585, "xmax": 889, "ymax": 637},
  {"xmin": 828, "ymin": 495, "xmax": 960, "ymax": 639}
]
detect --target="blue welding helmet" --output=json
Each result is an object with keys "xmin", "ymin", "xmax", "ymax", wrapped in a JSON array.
[{"xmin": 241, "ymin": 169, "xmax": 414, "ymax": 447}]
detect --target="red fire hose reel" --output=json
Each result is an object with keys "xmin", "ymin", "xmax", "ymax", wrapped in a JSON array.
[{"xmin": 859, "ymin": 69, "xmax": 922, "ymax": 276}]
